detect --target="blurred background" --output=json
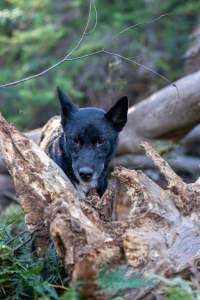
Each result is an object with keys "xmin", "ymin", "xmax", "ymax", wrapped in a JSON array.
[{"xmin": 0, "ymin": 0, "xmax": 200, "ymax": 129}]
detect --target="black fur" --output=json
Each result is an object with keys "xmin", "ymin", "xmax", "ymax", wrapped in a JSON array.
[{"xmin": 47, "ymin": 87, "xmax": 128, "ymax": 198}]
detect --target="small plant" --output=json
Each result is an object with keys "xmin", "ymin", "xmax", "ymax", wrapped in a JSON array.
[
  {"xmin": 97, "ymin": 267, "xmax": 154, "ymax": 298},
  {"xmin": 0, "ymin": 205, "xmax": 67, "ymax": 300},
  {"xmin": 146, "ymin": 273, "xmax": 200, "ymax": 300}
]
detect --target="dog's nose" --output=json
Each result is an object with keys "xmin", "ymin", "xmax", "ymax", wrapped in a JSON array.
[{"xmin": 79, "ymin": 167, "xmax": 94, "ymax": 182}]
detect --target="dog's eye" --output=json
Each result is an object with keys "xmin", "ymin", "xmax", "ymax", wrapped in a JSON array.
[
  {"xmin": 72, "ymin": 137, "xmax": 81, "ymax": 146},
  {"xmin": 94, "ymin": 137, "xmax": 105, "ymax": 146}
]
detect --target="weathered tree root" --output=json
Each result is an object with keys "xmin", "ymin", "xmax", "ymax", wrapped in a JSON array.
[{"xmin": 1, "ymin": 114, "xmax": 200, "ymax": 299}]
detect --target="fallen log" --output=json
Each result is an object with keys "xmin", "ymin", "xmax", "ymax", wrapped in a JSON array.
[
  {"xmin": 118, "ymin": 70, "xmax": 200, "ymax": 155},
  {"xmin": 1, "ymin": 114, "xmax": 200, "ymax": 299},
  {"xmin": 112, "ymin": 153, "xmax": 200, "ymax": 174}
]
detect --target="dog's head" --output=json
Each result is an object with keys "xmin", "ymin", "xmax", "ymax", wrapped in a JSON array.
[{"xmin": 57, "ymin": 87, "xmax": 128, "ymax": 196}]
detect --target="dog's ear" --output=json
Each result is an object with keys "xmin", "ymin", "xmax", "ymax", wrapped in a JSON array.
[
  {"xmin": 57, "ymin": 87, "xmax": 78, "ymax": 126},
  {"xmin": 105, "ymin": 96, "xmax": 128, "ymax": 131}
]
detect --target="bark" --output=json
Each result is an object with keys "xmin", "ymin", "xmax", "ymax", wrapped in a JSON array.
[
  {"xmin": 1, "ymin": 114, "xmax": 200, "ymax": 299},
  {"xmin": 0, "ymin": 129, "xmax": 42, "ymax": 211}
]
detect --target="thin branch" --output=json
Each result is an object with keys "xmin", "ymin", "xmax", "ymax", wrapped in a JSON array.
[
  {"xmin": 85, "ymin": 0, "xmax": 98, "ymax": 35},
  {"xmin": 58, "ymin": 49, "xmax": 178, "ymax": 95},
  {"xmin": 66, "ymin": 50, "xmax": 103, "ymax": 61},
  {"xmin": 0, "ymin": 4, "xmax": 175, "ymax": 90},
  {"xmin": 59, "ymin": 50, "xmax": 179, "ymax": 96},
  {"xmin": 63, "ymin": 0, "xmax": 93, "ymax": 59},
  {"xmin": 0, "ymin": 51, "xmax": 103, "ymax": 88},
  {"xmin": 108, "ymin": 13, "xmax": 170, "ymax": 45},
  {"xmin": 0, "ymin": 0, "xmax": 94, "ymax": 88},
  {"xmin": 102, "ymin": 50, "xmax": 177, "ymax": 90},
  {"xmin": 0, "ymin": 58, "xmax": 69, "ymax": 88}
]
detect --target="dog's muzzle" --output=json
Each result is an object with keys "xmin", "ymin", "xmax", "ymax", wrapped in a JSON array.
[{"xmin": 78, "ymin": 166, "xmax": 94, "ymax": 182}]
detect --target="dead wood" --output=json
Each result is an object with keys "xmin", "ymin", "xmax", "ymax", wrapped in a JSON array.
[
  {"xmin": 182, "ymin": 124, "xmax": 200, "ymax": 146},
  {"xmin": 1, "ymin": 114, "xmax": 200, "ymax": 299},
  {"xmin": 117, "ymin": 70, "xmax": 200, "ymax": 155},
  {"xmin": 112, "ymin": 153, "xmax": 200, "ymax": 176}
]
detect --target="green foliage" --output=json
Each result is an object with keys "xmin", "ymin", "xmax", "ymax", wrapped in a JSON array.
[
  {"xmin": 97, "ymin": 267, "xmax": 154, "ymax": 295},
  {"xmin": 0, "ymin": 206, "xmax": 67, "ymax": 300},
  {"xmin": 60, "ymin": 283, "xmax": 83, "ymax": 300},
  {"xmin": 165, "ymin": 287, "xmax": 193, "ymax": 300},
  {"xmin": 146, "ymin": 273, "xmax": 200, "ymax": 300},
  {"xmin": 0, "ymin": 0, "xmax": 200, "ymax": 129},
  {"xmin": 1, "ymin": 206, "xmax": 154, "ymax": 300}
]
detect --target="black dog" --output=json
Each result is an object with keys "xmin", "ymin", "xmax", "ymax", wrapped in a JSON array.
[{"xmin": 47, "ymin": 87, "xmax": 128, "ymax": 198}]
